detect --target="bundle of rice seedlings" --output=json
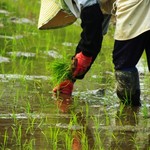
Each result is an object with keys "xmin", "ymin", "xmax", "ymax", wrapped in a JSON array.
[{"xmin": 51, "ymin": 58, "xmax": 72, "ymax": 85}]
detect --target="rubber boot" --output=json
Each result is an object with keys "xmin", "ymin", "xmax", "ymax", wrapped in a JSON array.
[{"xmin": 115, "ymin": 68, "xmax": 141, "ymax": 106}]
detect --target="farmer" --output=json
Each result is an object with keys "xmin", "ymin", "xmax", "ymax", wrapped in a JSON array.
[
  {"xmin": 38, "ymin": 0, "xmax": 115, "ymax": 103},
  {"xmin": 113, "ymin": 0, "xmax": 150, "ymax": 106}
]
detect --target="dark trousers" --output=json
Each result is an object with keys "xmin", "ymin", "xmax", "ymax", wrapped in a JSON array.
[{"xmin": 113, "ymin": 30, "xmax": 150, "ymax": 71}]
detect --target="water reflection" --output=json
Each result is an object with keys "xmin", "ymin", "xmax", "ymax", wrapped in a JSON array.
[
  {"xmin": 54, "ymin": 93, "xmax": 95, "ymax": 150},
  {"xmin": 0, "ymin": 76, "xmax": 150, "ymax": 149},
  {"xmin": 111, "ymin": 106, "xmax": 140, "ymax": 150},
  {"xmin": 1, "ymin": 1, "xmax": 149, "ymax": 149},
  {"xmin": 55, "ymin": 93, "xmax": 150, "ymax": 150}
]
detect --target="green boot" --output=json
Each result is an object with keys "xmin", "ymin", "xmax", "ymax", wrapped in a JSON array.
[{"xmin": 115, "ymin": 68, "xmax": 141, "ymax": 106}]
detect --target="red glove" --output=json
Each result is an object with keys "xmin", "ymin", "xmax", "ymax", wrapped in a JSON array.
[
  {"xmin": 53, "ymin": 80, "xmax": 74, "ymax": 95},
  {"xmin": 72, "ymin": 52, "xmax": 92, "ymax": 78}
]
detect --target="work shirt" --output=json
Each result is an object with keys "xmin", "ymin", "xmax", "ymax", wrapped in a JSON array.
[
  {"xmin": 64, "ymin": 0, "xmax": 115, "ymax": 18},
  {"xmin": 114, "ymin": 0, "xmax": 150, "ymax": 40}
]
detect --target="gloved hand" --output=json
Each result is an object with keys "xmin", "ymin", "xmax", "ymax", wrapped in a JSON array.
[
  {"xmin": 53, "ymin": 80, "xmax": 74, "ymax": 113},
  {"xmin": 72, "ymin": 52, "xmax": 92, "ymax": 78},
  {"xmin": 53, "ymin": 80, "xmax": 74, "ymax": 96}
]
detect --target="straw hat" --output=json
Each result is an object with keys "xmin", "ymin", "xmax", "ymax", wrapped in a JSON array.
[{"xmin": 38, "ymin": 0, "xmax": 77, "ymax": 30}]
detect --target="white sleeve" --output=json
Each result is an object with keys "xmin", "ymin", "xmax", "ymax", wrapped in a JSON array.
[{"xmin": 64, "ymin": 0, "xmax": 98, "ymax": 18}]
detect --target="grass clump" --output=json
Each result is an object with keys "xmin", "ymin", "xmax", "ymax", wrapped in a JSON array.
[{"xmin": 51, "ymin": 58, "xmax": 72, "ymax": 85}]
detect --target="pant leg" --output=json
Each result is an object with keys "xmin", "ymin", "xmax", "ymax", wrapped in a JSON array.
[
  {"xmin": 113, "ymin": 33, "xmax": 147, "ymax": 70},
  {"xmin": 144, "ymin": 31, "xmax": 150, "ymax": 71},
  {"xmin": 102, "ymin": 14, "xmax": 111, "ymax": 35},
  {"xmin": 112, "ymin": 32, "xmax": 150, "ymax": 106}
]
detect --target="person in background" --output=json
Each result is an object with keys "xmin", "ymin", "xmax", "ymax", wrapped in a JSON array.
[
  {"xmin": 38, "ymin": 0, "xmax": 115, "ymax": 104},
  {"xmin": 113, "ymin": 0, "xmax": 150, "ymax": 106}
]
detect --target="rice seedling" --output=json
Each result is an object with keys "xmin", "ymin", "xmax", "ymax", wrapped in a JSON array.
[
  {"xmin": 64, "ymin": 130, "xmax": 73, "ymax": 150},
  {"xmin": 130, "ymin": 135, "xmax": 140, "ymax": 150},
  {"xmin": 104, "ymin": 108, "xmax": 110, "ymax": 126},
  {"xmin": 26, "ymin": 117, "xmax": 36, "ymax": 135},
  {"xmin": 48, "ymin": 126, "xmax": 60, "ymax": 150},
  {"xmin": 22, "ymin": 139, "xmax": 35, "ymax": 150},
  {"xmin": 0, "ymin": 63, "xmax": 5, "ymax": 74},
  {"xmin": 80, "ymin": 130, "xmax": 89, "ymax": 150},
  {"xmin": 142, "ymin": 103, "xmax": 149, "ymax": 119},
  {"xmin": 0, "ymin": 0, "xmax": 150, "ymax": 149},
  {"xmin": 12, "ymin": 109, "xmax": 18, "ymax": 125},
  {"xmin": 117, "ymin": 103, "xmax": 126, "ymax": 117},
  {"xmin": 1, "ymin": 130, "xmax": 8, "ymax": 149},
  {"xmin": 25, "ymin": 101, "xmax": 32, "ymax": 114},
  {"xmin": 11, "ymin": 124, "xmax": 22, "ymax": 146},
  {"xmin": 50, "ymin": 58, "xmax": 73, "ymax": 86},
  {"xmin": 91, "ymin": 116, "xmax": 104, "ymax": 149}
]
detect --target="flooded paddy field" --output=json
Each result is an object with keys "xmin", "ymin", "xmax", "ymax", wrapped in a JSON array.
[{"xmin": 0, "ymin": 1, "xmax": 150, "ymax": 150}]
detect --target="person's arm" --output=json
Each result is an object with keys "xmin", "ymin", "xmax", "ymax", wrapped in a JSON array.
[{"xmin": 72, "ymin": 3, "xmax": 104, "ymax": 79}]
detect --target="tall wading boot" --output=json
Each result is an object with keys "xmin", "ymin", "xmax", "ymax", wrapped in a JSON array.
[{"xmin": 115, "ymin": 68, "xmax": 141, "ymax": 106}]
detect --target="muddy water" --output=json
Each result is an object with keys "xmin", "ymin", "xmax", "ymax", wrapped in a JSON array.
[
  {"xmin": 0, "ymin": 5, "xmax": 150, "ymax": 150},
  {"xmin": 0, "ymin": 68, "xmax": 150, "ymax": 150}
]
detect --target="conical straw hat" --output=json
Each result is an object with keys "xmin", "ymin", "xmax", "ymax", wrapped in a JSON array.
[{"xmin": 38, "ymin": 0, "xmax": 77, "ymax": 29}]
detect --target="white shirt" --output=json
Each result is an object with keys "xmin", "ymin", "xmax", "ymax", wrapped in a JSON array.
[
  {"xmin": 114, "ymin": 0, "xmax": 150, "ymax": 40},
  {"xmin": 64, "ymin": 0, "xmax": 97, "ymax": 18},
  {"xmin": 64, "ymin": 0, "xmax": 114, "ymax": 18}
]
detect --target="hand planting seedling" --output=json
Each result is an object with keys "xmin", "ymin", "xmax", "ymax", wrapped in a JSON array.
[{"xmin": 51, "ymin": 58, "xmax": 73, "ymax": 86}]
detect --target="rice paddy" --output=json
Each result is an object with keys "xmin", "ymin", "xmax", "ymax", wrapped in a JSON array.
[{"xmin": 0, "ymin": 1, "xmax": 150, "ymax": 150}]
